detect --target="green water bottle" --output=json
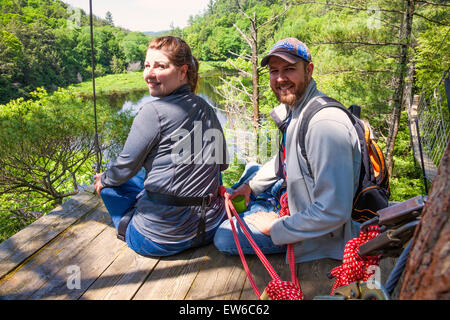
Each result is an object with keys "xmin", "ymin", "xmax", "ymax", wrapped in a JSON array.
[{"xmin": 231, "ymin": 195, "xmax": 247, "ymax": 213}]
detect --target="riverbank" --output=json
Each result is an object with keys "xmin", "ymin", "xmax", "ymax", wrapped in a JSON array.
[
  {"xmin": 67, "ymin": 62, "xmax": 226, "ymax": 96},
  {"xmin": 67, "ymin": 71, "xmax": 147, "ymax": 96}
]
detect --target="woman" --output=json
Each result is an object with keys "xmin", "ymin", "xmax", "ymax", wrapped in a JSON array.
[{"xmin": 94, "ymin": 36, "xmax": 228, "ymax": 257}]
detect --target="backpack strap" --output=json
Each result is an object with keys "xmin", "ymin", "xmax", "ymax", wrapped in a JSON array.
[
  {"xmin": 299, "ymin": 96, "xmax": 356, "ymax": 179},
  {"xmin": 348, "ymin": 104, "xmax": 361, "ymax": 119}
]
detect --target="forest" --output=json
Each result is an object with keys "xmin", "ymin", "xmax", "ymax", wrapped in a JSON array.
[
  {"xmin": 0, "ymin": 0, "xmax": 448, "ymax": 242},
  {"xmin": 0, "ymin": 0, "xmax": 149, "ymax": 103}
]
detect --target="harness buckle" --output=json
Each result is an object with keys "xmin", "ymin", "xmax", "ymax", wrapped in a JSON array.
[
  {"xmin": 202, "ymin": 193, "xmax": 214, "ymax": 207},
  {"xmin": 315, "ymin": 281, "xmax": 390, "ymax": 300}
]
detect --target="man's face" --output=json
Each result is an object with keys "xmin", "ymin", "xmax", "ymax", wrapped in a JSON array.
[{"xmin": 268, "ymin": 56, "xmax": 313, "ymax": 107}]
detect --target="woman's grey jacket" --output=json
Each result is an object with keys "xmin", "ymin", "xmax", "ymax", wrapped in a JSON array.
[{"xmin": 102, "ymin": 85, "xmax": 228, "ymax": 244}]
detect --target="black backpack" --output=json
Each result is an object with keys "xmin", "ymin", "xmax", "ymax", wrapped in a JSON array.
[{"xmin": 298, "ymin": 96, "xmax": 390, "ymax": 222}]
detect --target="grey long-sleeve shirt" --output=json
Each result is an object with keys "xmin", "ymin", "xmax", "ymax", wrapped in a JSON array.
[
  {"xmin": 249, "ymin": 80, "xmax": 361, "ymax": 262},
  {"xmin": 102, "ymin": 84, "xmax": 228, "ymax": 244}
]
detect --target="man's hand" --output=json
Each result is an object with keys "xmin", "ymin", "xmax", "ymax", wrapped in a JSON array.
[
  {"xmin": 244, "ymin": 211, "xmax": 279, "ymax": 236},
  {"xmin": 230, "ymin": 183, "xmax": 252, "ymax": 206},
  {"xmin": 94, "ymin": 173, "xmax": 104, "ymax": 196}
]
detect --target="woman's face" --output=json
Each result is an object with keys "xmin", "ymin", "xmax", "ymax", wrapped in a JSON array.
[{"xmin": 143, "ymin": 49, "xmax": 188, "ymax": 97}]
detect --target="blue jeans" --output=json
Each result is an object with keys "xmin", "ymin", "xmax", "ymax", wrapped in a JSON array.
[
  {"xmin": 100, "ymin": 169, "xmax": 218, "ymax": 257},
  {"xmin": 213, "ymin": 163, "xmax": 286, "ymax": 255}
]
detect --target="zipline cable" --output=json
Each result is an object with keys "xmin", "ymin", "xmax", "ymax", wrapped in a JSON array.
[{"xmin": 89, "ymin": 0, "xmax": 102, "ymax": 173}]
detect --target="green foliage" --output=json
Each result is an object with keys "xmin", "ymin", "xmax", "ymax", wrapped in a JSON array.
[
  {"xmin": 1, "ymin": 0, "xmax": 445, "ymax": 242},
  {"xmin": 221, "ymin": 158, "xmax": 245, "ymax": 188},
  {"xmin": 0, "ymin": 0, "xmax": 150, "ymax": 104},
  {"xmin": 415, "ymin": 24, "xmax": 450, "ymax": 94},
  {"xmin": 388, "ymin": 111, "xmax": 424, "ymax": 201},
  {"xmin": 0, "ymin": 86, "xmax": 133, "ymax": 241},
  {"xmin": 120, "ymin": 31, "xmax": 149, "ymax": 64},
  {"xmin": 181, "ymin": 0, "xmax": 441, "ymax": 203},
  {"xmin": 0, "ymin": 206, "xmax": 35, "ymax": 243},
  {"xmin": 110, "ymin": 55, "xmax": 126, "ymax": 74},
  {"xmin": 67, "ymin": 71, "xmax": 147, "ymax": 95}
]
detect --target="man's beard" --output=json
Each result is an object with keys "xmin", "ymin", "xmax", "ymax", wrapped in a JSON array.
[{"xmin": 275, "ymin": 76, "xmax": 309, "ymax": 106}]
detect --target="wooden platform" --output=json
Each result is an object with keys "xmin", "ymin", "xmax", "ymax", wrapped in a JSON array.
[{"xmin": 0, "ymin": 189, "xmax": 394, "ymax": 300}]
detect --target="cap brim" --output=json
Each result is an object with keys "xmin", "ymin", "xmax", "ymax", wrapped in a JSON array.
[{"xmin": 260, "ymin": 52, "xmax": 303, "ymax": 67}]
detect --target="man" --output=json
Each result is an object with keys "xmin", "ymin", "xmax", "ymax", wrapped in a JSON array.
[{"xmin": 214, "ymin": 38, "xmax": 361, "ymax": 263}]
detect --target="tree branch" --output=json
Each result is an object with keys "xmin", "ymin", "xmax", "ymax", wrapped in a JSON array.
[
  {"xmin": 219, "ymin": 77, "xmax": 253, "ymax": 101},
  {"xmin": 413, "ymin": 12, "xmax": 450, "ymax": 26},
  {"xmin": 257, "ymin": 4, "xmax": 292, "ymax": 29},
  {"xmin": 233, "ymin": 23, "xmax": 252, "ymax": 47},
  {"xmin": 316, "ymin": 68, "xmax": 392, "ymax": 75},
  {"xmin": 228, "ymin": 50, "xmax": 252, "ymax": 61},
  {"xmin": 289, "ymin": 0, "xmax": 404, "ymax": 14},
  {"xmin": 417, "ymin": 0, "xmax": 450, "ymax": 6},
  {"xmin": 312, "ymin": 40, "xmax": 403, "ymax": 46},
  {"xmin": 226, "ymin": 58, "xmax": 252, "ymax": 77}
]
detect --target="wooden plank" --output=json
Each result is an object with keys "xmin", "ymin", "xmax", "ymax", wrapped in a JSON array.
[
  {"xmin": 80, "ymin": 246, "xmax": 160, "ymax": 300},
  {"xmin": 132, "ymin": 244, "xmax": 212, "ymax": 300},
  {"xmin": 239, "ymin": 256, "xmax": 393, "ymax": 300},
  {"xmin": 296, "ymin": 258, "xmax": 341, "ymax": 299},
  {"xmin": 29, "ymin": 222, "xmax": 127, "ymax": 300},
  {"xmin": 0, "ymin": 204, "xmax": 110, "ymax": 300},
  {"xmin": 239, "ymin": 253, "xmax": 289, "ymax": 300},
  {"xmin": 0, "ymin": 191, "xmax": 100, "ymax": 279},
  {"xmin": 184, "ymin": 249, "xmax": 248, "ymax": 300}
]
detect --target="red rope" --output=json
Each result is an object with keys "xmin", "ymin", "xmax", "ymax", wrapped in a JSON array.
[
  {"xmin": 220, "ymin": 186, "xmax": 304, "ymax": 300},
  {"xmin": 329, "ymin": 225, "xmax": 381, "ymax": 295},
  {"xmin": 220, "ymin": 186, "xmax": 381, "ymax": 299}
]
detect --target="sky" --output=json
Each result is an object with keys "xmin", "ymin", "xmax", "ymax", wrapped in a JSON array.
[{"xmin": 62, "ymin": 0, "xmax": 210, "ymax": 32}]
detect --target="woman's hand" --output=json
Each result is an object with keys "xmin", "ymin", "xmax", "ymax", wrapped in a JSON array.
[
  {"xmin": 230, "ymin": 183, "xmax": 252, "ymax": 206},
  {"xmin": 94, "ymin": 173, "xmax": 104, "ymax": 196}
]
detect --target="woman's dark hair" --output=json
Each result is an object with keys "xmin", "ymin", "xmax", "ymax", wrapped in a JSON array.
[{"xmin": 147, "ymin": 36, "xmax": 199, "ymax": 93}]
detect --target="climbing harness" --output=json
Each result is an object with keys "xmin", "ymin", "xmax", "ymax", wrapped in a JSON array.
[
  {"xmin": 147, "ymin": 190, "xmax": 218, "ymax": 247},
  {"xmin": 319, "ymin": 195, "xmax": 426, "ymax": 299},
  {"xmin": 358, "ymin": 195, "xmax": 425, "ymax": 258},
  {"xmin": 220, "ymin": 186, "xmax": 304, "ymax": 300}
]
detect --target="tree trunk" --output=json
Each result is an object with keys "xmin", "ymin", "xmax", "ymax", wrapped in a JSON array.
[
  {"xmin": 398, "ymin": 140, "xmax": 450, "ymax": 299},
  {"xmin": 232, "ymin": 11, "xmax": 260, "ymax": 133},
  {"xmin": 385, "ymin": 0, "xmax": 415, "ymax": 177}
]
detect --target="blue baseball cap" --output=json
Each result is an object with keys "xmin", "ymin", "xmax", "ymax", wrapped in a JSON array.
[{"xmin": 261, "ymin": 38, "xmax": 312, "ymax": 67}]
